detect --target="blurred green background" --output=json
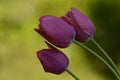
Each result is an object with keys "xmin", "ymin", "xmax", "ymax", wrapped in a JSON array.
[{"xmin": 0, "ymin": 0, "xmax": 120, "ymax": 80}]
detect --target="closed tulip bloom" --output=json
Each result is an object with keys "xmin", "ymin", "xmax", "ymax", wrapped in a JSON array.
[
  {"xmin": 61, "ymin": 8, "xmax": 96, "ymax": 42},
  {"xmin": 34, "ymin": 16, "xmax": 76, "ymax": 48},
  {"xmin": 37, "ymin": 42, "xmax": 69, "ymax": 74}
]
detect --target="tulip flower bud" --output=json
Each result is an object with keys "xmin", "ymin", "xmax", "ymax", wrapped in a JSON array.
[
  {"xmin": 34, "ymin": 16, "xmax": 76, "ymax": 48},
  {"xmin": 61, "ymin": 8, "xmax": 96, "ymax": 42},
  {"xmin": 37, "ymin": 42, "xmax": 69, "ymax": 74}
]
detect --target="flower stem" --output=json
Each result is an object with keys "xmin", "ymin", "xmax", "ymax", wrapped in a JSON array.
[
  {"xmin": 91, "ymin": 38, "xmax": 120, "ymax": 76},
  {"xmin": 73, "ymin": 40, "xmax": 120, "ymax": 80},
  {"xmin": 66, "ymin": 69, "xmax": 80, "ymax": 80}
]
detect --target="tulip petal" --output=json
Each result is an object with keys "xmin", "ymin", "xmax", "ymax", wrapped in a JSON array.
[
  {"xmin": 62, "ymin": 8, "xmax": 96, "ymax": 42},
  {"xmin": 37, "ymin": 42, "xmax": 69, "ymax": 74},
  {"xmin": 70, "ymin": 8, "xmax": 95, "ymax": 36},
  {"xmin": 35, "ymin": 16, "xmax": 76, "ymax": 48}
]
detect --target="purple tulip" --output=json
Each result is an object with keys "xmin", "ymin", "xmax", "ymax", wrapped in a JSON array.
[
  {"xmin": 61, "ymin": 8, "xmax": 96, "ymax": 42},
  {"xmin": 34, "ymin": 16, "xmax": 76, "ymax": 48},
  {"xmin": 37, "ymin": 42, "xmax": 69, "ymax": 74}
]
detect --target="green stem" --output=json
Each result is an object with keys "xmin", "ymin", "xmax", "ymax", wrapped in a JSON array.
[
  {"xmin": 73, "ymin": 40, "xmax": 120, "ymax": 80},
  {"xmin": 66, "ymin": 69, "xmax": 80, "ymax": 80},
  {"xmin": 91, "ymin": 38, "xmax": 120, "ymax": 76}
]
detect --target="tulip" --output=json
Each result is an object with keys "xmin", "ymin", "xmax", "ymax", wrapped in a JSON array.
[
  {"xmin": 34, "ymin": 16, "xmax": 76, "ymax": 48},
  {"xmin": 37, "ymin": 42, "xmax": 69, "ymax": 74},
  {"xmin": 61, "ymin": 8, "xmax": 96, "ymax": 42}
]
